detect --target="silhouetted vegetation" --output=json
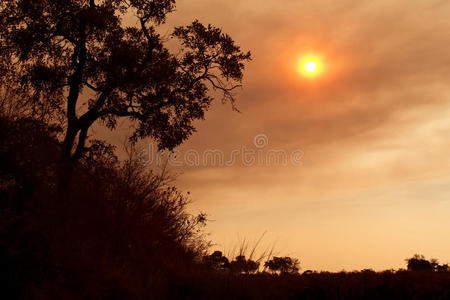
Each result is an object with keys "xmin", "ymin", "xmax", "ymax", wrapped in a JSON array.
[
  {"xmin": 0, "ymin": 0, "xmax": 251, "ymax": 165},
  {"xmin": 265, "ymin": 256, "xmax": 300, "ymax": 275},
  {"xmin": 2, "ymin": 1, "xmax": 450, "ymax": 299},
  {"xmin": 0, "ymin": 115, "xmax": 211, "ymax": 298},
  {"xmin": 0, "ymin": 0, "xmax": 251, "ymax": 295},
  {"xmin": 202, "ymin": 251, "xmax": 230, "ymax": 271},
  {"xmin": 406, "ymin": 254, "xmax": 450, "ymax": 272}
]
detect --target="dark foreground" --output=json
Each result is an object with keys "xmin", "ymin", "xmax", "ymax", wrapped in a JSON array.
[{"xmin": 174, "ymin": 270, "xmax": 450, "ymax": 300}]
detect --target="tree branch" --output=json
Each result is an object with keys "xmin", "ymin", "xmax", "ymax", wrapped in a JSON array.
[
  {"xmin": 98, "ymin": 108, "xmax": 145, "ymax": 122},
  {"xmin": 139, "ymin": 17, "xmax": 154, "ymax": 62},
  {"xmin": 83, "ymin": 80, "xmax": 101, "ymax": 92},
  {"xmin": 72, "ymin": 126, "xmax": 88, "ymax": 161},
  {"xmin": 78, "ymin": 86, "xmax": 114, "ymax": 127},
  {"xmin": 66, "ymin": 22, "xmax": 87, "ymax": 123}
]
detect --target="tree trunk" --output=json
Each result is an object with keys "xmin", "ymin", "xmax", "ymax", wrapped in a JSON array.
[{"xmin": 58, "ymin": 124, "xmax": 79, "ymax": 201}]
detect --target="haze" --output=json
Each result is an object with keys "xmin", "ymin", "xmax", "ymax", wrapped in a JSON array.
[{"xmin": 130, "ymin": 0, "xmax": 450, "ymax": 271}]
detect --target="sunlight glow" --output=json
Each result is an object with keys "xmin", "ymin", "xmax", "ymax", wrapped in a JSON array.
[{"xmin": 299, "ymin": 55, "xmax": 323, "ymax": 77}]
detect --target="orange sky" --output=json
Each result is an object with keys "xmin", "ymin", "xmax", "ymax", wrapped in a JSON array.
[{"xmin": 106, "ymin": 0, "xmax": 450, "ymax": 271}]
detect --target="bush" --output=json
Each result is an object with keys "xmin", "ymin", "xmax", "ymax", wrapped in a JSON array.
[
  {"xmin": 406, "ymin": 254, "xmax": 449, "ymax": 272},
  {"xmin": 264, "ymin": 257, "xmax": 300, "ymax": 275},
  {"xmin": 0, "ymin": 116, "xmax": 209, "ymax": 299}
]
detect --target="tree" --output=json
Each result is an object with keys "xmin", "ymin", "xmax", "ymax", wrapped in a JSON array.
[
  {"xmin": 405, "ymin": 255, "xmax": 450, "ymax": 272},
  {"xmin": 0, "ymin": 0, "xmax": 251, "ymax": 164},
  {"xmin": 202, "ymin": 251, "xmax": 230, "ymax": 271},
  {"xmin": 406, "ymin": 254, "xmax": 433, "ymax": 271},
  {"xmin": 229, "ymin": 255, "xmax": 259, "ymax": 274},
  {"xmin": 436, "ymin": 263, "xmax": 450, "ymax": 272},
  {"xmin": 264, "ymin": 256, "xmax": 300, "ymax": 275}
]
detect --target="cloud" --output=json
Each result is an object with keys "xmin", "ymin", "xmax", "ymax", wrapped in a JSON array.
[{"xmin": 126, "ymin": 0, "xmax": 450, "ymax": 270}]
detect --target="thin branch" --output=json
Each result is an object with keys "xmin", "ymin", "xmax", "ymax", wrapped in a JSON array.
[
  {"xmin": 139, "ymin": 16, "xmax": 155, "ymax": 62},
  {"xmin": 83, "ymin": 80, "xmax": 101, "ymax": 92},
  {"xmin": 99, "ymin": 108, "xmax": 145, "ymax": 122}
]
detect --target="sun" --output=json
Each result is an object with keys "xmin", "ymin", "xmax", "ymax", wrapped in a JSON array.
[
  {"xmin": 299, "ymin": 55, "xmax": 323, "ymax": 77},
  {"xmin": 305, "ymin": 61, "xmax": 317, "ymax": 73}
]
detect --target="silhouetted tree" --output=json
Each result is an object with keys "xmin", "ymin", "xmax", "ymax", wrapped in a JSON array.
[
  {"xmin": 264, "ymin": 256, "xmax": 300, "ymax": 275},
  {"xmin": 202, "ymin": 251, "xmax": 230, "ymax": 271},
  {"xmin": 0, "ymin": 0, "xmax": 251, "ymax": 165},
  {"xmin": 436, "ymin": 263, "xmax": 450, "ymax": 272},
  {"xmin": 229, "ymin": 255, "xmax": 259, "ymax": 274},
  {"xmin": 406, "ymin": 254, "xmax": 434, "ymax": 271}
]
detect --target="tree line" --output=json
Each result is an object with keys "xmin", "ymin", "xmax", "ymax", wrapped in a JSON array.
[{"xmin": 202, "ymin": 251, "xmax": 300, "ymax": 275}]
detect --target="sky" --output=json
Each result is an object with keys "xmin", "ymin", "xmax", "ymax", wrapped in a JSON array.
[{"xmin": 109, "ymin": 0, "xmax": 450, "ymax": 271}]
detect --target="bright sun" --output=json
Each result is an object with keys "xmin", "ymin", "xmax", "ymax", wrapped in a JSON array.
[
  {"xmin": 305, "ymin": 61, "xmax": 317, "ymax": 73},
  {"xmin": 299, "ymin": 55, "xmax": 323, "ymax": 77}
]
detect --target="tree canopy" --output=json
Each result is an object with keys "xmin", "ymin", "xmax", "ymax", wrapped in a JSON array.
[
  {"xmin": 0, "ymin": 0, "xmax": 251, "ymax": 162},
  {"xmin": 405, "ymin": 254, "xmax": 450, "ymax": 272},
  {"xmin": 265, "ymin": 256, "xmax": 300, "ymax": 275}
]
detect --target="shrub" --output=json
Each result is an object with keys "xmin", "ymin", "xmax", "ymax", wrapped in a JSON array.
[
  {"xmin": 0, "ymin": 116, "xmax": 209, "ymax": 298},
  {"xmin": 264, "ymin": 256, "xmax": 300, "ymax": 275}
]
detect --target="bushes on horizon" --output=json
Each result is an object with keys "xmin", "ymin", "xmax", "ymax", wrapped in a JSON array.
[
  {"xmin": 229, "ymin": 255, "xmax": 260, "ymax": 274},
  {"xmin": 202, "ymin": 251, "xmax": 261, "ymax": 274},
  {"xmin": 265, "ymin": 256, "xmax": 300, "ymax": 275},
  {"xmin": 202, "ymin": 251, "xmax": 302, "ymax": 275},
  {"xmin": 202, "ymin": 251, "xmax": 230, "ymax": 271},
  {"xmin": 406, "ymin": 254, "xmax": 450, "ymax": 272}
]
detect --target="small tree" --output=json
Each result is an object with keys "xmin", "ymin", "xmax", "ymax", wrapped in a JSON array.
[
  {"xmin": 264, "ymin": 256, "xmax": 300, "ymax": 275},
  {"xmin": 229, "ymin": 255, "xmax": 259, "ymax": 274},
  {"xmin": 436, "ymin": 263, "xmax": 450, "ymax": 272},
  {"xmin": 406, "ymin": 254, "xmax": 434, "ymax": 271},
  {"xmin": 406, "ymin": 255, "xmax": 450, "ymax": 272},
  {"xmin": 202, "ymin": 251, "xmax": 229, "ymax": 271}
]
